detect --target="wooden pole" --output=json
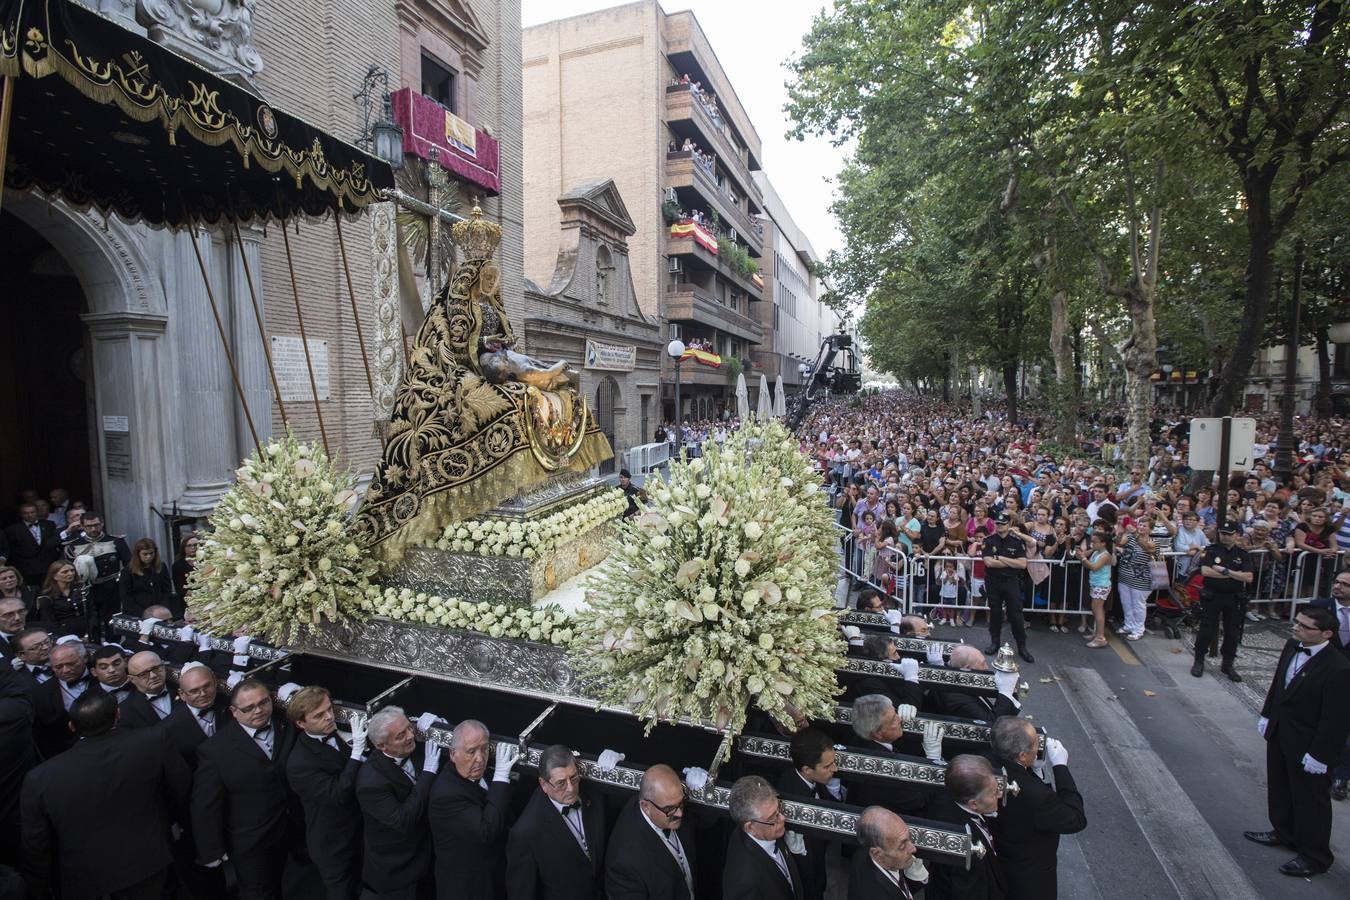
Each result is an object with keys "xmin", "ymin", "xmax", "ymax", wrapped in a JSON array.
[
  {"xmin": 333, "ymin": 214, "xmax": 382, "ymax": 446},
  {"xmin": 280, "ymin": 221, "xmax": 330, "ymax": 456},
  {"xmin": 230, "ymin": 219, "xmax": 288, "ymax": 428},
  {"xmin": 187, "ymin": 227, "xmax": 261, "ymax": 455},
  {"xmin": 0, "ymin": 76, "xmax": 16, "ymax": 217},
  {"xmin": 1214, "ymin": 416, "xmax": 1232, "ymax": 531}
]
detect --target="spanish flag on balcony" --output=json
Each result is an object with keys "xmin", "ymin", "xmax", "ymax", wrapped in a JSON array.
[
  {"xmin": 752, "ymin": 272, "xmax": 765, "ymax": 290},
  {"xmin": 681, "ymin": 348, "xmax": 723, "ymax": 368},
  {"xmin": 670, "ymin": 220, "xmax": 719, "ymax": 254}
]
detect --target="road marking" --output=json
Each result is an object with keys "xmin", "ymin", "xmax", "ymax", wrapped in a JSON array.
[
  {"xmin": 1055, "ymin": 666, "xmax": 1265, "ymax": 900},
  {"xmin": 1107, "ymin": 633, "xmax": 1140, "ymax": 665}
]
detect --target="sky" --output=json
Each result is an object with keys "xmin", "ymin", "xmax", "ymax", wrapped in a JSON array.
[{"xmin": 519, "ymin": 0, "xmax": 848, "ymax": 260}]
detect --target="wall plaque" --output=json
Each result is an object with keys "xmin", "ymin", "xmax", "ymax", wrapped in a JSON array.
[{"xmin": 270, "ymin": 336, "xmax": 330, "ymax": 402}]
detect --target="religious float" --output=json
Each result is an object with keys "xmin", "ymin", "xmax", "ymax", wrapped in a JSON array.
[{"xmin": 4, "ymin": 1, "xmax": 1029, "ymax": 884}]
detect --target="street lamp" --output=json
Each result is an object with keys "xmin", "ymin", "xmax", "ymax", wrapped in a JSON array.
[
  {"xmin": 1161, "ymin": 363, "xmax": 1173, "ymax": 411},
  {"xmin": 667, "ymin": 339, "xmax": 686, "ymax": 456}
]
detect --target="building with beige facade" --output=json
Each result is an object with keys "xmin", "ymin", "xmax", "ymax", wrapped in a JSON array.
[
  {"xmin": 522, "ymin": 1, "xmax": 767, "ymax": 425},
  {"xmin": 0, "ymin": 0, "xmax": 524, "ymax": 548}
]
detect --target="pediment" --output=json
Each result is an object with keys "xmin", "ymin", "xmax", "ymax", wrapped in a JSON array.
[
  {"xmin": 557, "ymin": 179, "xmax": 637, "ymax": 237},
  {"xmin": 421, "ymin": 0, "xmax": 491, "ymax": 52}
]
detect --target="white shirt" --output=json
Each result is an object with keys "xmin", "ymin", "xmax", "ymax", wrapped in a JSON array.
[
  {"xmin": 1335, "ymin": 602, "xmax": 1350, "ymax": 646},
  {"xmin": 1286, "ymin": 640, "xmax": 1330, "ymax": 686},
  {"xmin": 242, "ymin": 722, "xmax": 274, "ymax": 758},
  {"xmin": 306, "ymin": 731, "xmax": 339, "ymax": 751},
  {"xmin": 384, "ymin": 753, "xmax": 416, "ymax": 781},
  {"xmin": 144, "ymin": 691, "xmax": 173, "ymax": 719},
  {"xmin": 549, "ymin": 796, "xmax": 590, "ymax": 856},
  {"xmin": 58, "ymin": 677, "xmax": 90, "ymax": 711},
  {"xmin": 194, "ymin": 707, "xmax": 216, "ymax": 736},
  {"xmin": 640, "ymin": 807, "xmax": 693, "ymax": 895},
  {"xmin": 872, "ymin": 859, "xmax": 914, "ymax": 898}
]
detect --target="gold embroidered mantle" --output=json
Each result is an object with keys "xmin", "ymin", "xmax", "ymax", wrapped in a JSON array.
[{"xmin": 358, "ymin": 258, "xmax": 611, "ymax": 564}]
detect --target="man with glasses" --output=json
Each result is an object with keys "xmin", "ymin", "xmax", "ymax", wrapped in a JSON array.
[
  {"xmin": 1310, "ymin": 572, "xmax": 1350, "ymax": 799},
  {"xmin": 1244, "ymin": 607, "xmax": 1350, "ymax": 878},
  {"xmin": 120, "ymin": 651, "xmax": 181, "ymax": 728},
  {"xmin": 506, "ymin": 743, "xmax": 606, "ymax": 900},
  {"xmin": 10, "ymin": 627, "xmax": 53, "ymax": 691},
  {"xmin": 30, "ymin": 640, "xmax": 92, "ymax": 759},
  {"xmin": 162, "ymin": 662, "xmax": 227, "ymax": 768},
  {"xmin": 0, "ymin": 598, "xmax": 27, "ymax": 663},
  {"xmin": 722, "ymin": 775, "xmax": 802, "ymax": 900},
  {"xmin": 429, "ymin": 719, "xmax": 519, "ymax": 900},
  {"xmin": 605, "ymin": 764, "xmax": 696, "ymax": 899},
  {"xmin": 191, "ymin": 678, "xmax": 297, "ymax": 900}
]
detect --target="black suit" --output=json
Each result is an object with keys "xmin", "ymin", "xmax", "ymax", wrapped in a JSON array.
[
  {"xmin": 0, "ymin": 669, "xmax": 37, "ymax": 868},
  {"xmin": 28, "ymin": 674, "xmax": 89, "ymax": 759},
  {"xmin": 429, "ymin": 769, "xmax": 512, "ymax": 900},
  {"xmin": 1308, "ymin": 599, "xmax": 1350, "ymax": 660},
  {"xmin": 933, "ymin": 690, "xmax": 1019, "ymax": 723},
  {"xmin": 776, "ymin": 770, "xmax": 835, "ymax": 900},
  {"xmin": 846, "ymin": 739, "xmax": 931, "ymax": 816},
  {"xmin": 1259, "ymin": 639, "xmax": 1350, "ymax": 870},
  {"xmin": 990, "ymin": 762, "xmax": 1085, "ymax": 900},
  {"xmin": 0, "ymin": 630, "xmax": 19, "ymax": 664},
  {"xmin": 287, "ymin": 732, "xmax": 364, "ymax": 900},
  {"xmin": 843, "ymin": 674, "xmax": 924, "ymax": 715},
  {"xmin": 355, "ymin": 748, "xmax": 435, "ymax": 899},
  {"xmin": 191, "ymin": 715, "xmax": 296, "ymax": 900},
  {"xmin": 722, "ymin": 829, "xmax": 804, "ymax": 900},
  {"xmin": 506, "ymin": 786, "xmax": 606, "ymax": 900},
  {"xmin": 924, "ymin": 799, "xmax": 1005, "ymax": 900},
  {"xmin": 162, "ymin": 699, "xmax": 228, "ymax": 769},
  {"xmin": 846, "ymin": 849, "xmax": 920, "ymax": 900},
  {"xmin": 120, "ymin": 686, "xmax": 183, "ymax": 729},
  {"xmin": 20, "ymin": 726, "xmax": 191, "ymax": 900},
  {"xmin": 604, "ymin": 797, "xmax": 696, "ymax": 900},
  {"xmin": 4, "ymin": 520, "xmax": 60, "ymax": 584}
]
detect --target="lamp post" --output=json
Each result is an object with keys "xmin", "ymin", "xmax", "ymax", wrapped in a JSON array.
[
  {"xmin": 1161, "ymin": 363, "xmax": 1173, "ymax": 411},
  {"xmin": 667, "ymin": 339, "xmax": 686, "ymax": 456}
]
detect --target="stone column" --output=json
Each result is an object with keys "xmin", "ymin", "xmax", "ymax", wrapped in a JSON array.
[
  {"xmin": 225, "ymin": 225, "xmax": 272, "ymax": 458},
  {"xmin": 171, "ymin": 229, "xmax": 237, "ymax": 516}
]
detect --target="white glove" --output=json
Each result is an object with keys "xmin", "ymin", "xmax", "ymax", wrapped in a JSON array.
[
  {"xmin": 1258, "ymin": 716, "xmax": 1268, "ymax": 738},
  {"xmin": 825, "ymin": 777, "xmax": 844, "ymax": 800},
  {"xmin": 349, "ymin": 720, "xmax": 368, "ymax": 759},
  {"xmin": 203, "ymin": 857, "xmax": 225, "ymax": 869},
  {"xmin": 276, "ymin": 682, "xmax": 303, "ymax": 703},
  {"xmin": 1045, "ymin": 737, "xmax": 1069, "ymax": 767},
  {"xmin": 682, "ymin": 766, "xmax": 710, "ymax": 792},
  {"xmin": 896, "ymin": 703, "xmax": 917, "ymax": 724},
  {"xmin": 925, "ymin": 642, "xmax": 946, "ymax": 666},
  {"xmin": 422, "ymin": 739, "xmax": 442, "ymax": 774},
  {"xmin": 414, "ymin": 712, "xmax": 441, "ymax": 734},
  {"xmin": 884, "ymin": 609, "xmax": 904, "ymax": 625},
  {"xmin": 896, "ymin": 658, "xmax": 920, "ymax": 683},
  {"xmin": 139, "ymin": 617, "xmax": 160, "ymax": 637},
  {"xmin": 904, "ymin": 856, "xmax": 930, "ymax": 885},
  {"xmin": 596, "ymin": 748, "xmax": 625, "ymax": 772},
  {"xmin": 177, "ymin": 625, "xmax": 195, "ymax": 642},
  {"xmin": 491, "ymin": 742, "xmax": 520, "ymax": 781},
  {"xmin": 922, "ymin": 720, "xmax": 945, "ymax": 763},
  {"xmin": 784, "ymin": 830, "xmax": 807, "ymax": 855},
  {"xmin": 994, "ymin": 670, "xmax": 1019, "ymax": 698},
  {"xmin": 196, "ymin": 634, "xmax": 213, "ymax": 651},
  {"xmin": 225, "ymin": 671, "xmax": 244, "ymax": 689},
  {"xmin": 1301, "ymin": 753, "xmax": 1328, "ymax": 775},
  {"xmin": 232, "ymin": 636, "xmax": 252, "ymax": 654}
]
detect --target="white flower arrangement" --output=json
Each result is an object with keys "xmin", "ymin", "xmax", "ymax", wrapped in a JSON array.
[
  {"xmin": 426, "ymin": 488, "xmax": 628, "ymax": 560},
  {"xmin": 365, "ymin": 585, "xmax": 576, "ymax": 645},
  {"xmin": 188, "ymin": 431, "xmax": 377, "ymax": 642},
  {"xmin": 574, "ymin": 420, "xmax": 842, "ymax": 740}
]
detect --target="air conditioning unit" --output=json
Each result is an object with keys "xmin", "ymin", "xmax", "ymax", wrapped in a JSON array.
[
  {"xmin": 668, "ymin": 257, "xmax": 682, "ymax": 273},
  {"xmin": 664, "ymin": 188, "xmax": 678, "ymax": 202}
]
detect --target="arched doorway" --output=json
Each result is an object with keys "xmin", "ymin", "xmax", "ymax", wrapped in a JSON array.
[
  {"xmin": 0, "ymin": 212, "xmax": 95, "ymax": 518},
  {"xmin": 595, "ymin": 376, "xmax": 619, "ymax": 476}
]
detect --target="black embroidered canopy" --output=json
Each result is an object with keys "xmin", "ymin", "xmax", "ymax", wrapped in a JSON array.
[{"xmin": 0, "ymin": 0, "xmax": 394, "ymax": 227}]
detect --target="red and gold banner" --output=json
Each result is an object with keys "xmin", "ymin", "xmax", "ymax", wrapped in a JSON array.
[
  {"xmin": 681, "ymin": 348, "xmax": 722, "ymax": 368},
  {"xmin": 670, "ymin": 220, "xmax": 719, "ymax": 254}
]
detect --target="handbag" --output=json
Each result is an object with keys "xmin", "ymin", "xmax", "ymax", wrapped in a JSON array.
[{"xmin": 1149, "ymin": 558, "xmax": 1171, "ymax": 591}]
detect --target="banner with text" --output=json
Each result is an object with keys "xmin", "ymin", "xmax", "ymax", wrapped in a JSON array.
[{"xmin": 585, "ymin": 339, "xmax": 637, "ymax": 372}]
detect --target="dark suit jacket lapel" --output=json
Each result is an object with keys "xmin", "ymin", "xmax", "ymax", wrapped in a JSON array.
[
  {"xmin": 781, "ymin": 839, "xmax": 804, "ymax": 900},
  {"xmin": 371, "ymin": 750, "xmax": 414, "ymax": 797},
  {"xmin": 1283, "ymin": 645, "xmax": 1332, "ymax": 700}
]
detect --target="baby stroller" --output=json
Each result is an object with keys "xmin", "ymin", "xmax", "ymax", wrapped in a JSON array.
[{"xmin": 1154, "ymin": 571, "xmax": 1203, "ymax": 639}]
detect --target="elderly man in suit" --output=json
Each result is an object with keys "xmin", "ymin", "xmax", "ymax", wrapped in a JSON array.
[
  {"xmin": 430, "ymin": 719, "xmax": 519, "ymax": 900},
  {"xmin": 604, "ymin": 764, "xmax": 696, "ymax": 900},
  {"xmin": 355, "ymin": 705, "xmax": 442, "ymax": 900},
  {"xmin": 848, "ymin": 806, "xmax": 929, "ymax": 900},
  {"xmin": 1310, "ymin": 570, "xmax": 1350, "ymax": 799},
  {"xmin": 989, "ymin": 718, "xmax": 1086, "ymax": 900},
  {"xmin": 0, "ymin": 667, "xmax": 37, "ymax": 868},
  {"xmin": 722, "ymin": 775, "xmax": 803, "ymax": 900},
  {"xmin": 161, "ymin": 662, "xmax": 227, "ymax": 767},
  {"xmin": 20, "ymin": 690, "xmax": 191, "ymax": 899},
  {"xmin": 286, "ymin": 685, "xmax": 367, "ymax": 900},
  {"xmin": 1244, "ymin": 606, "xmax": 1350, "ymax": 877},
  {"xmin": 29, "ymin": 638, "xmax": 93, "ymax": 758},
  {"xmin": 933, "ymin": 646, "xmax": 1022, "ymax": 721},
  {"xmin": 119, "ymin": 650, "xmax": 181, "ymax": 728},
  {"xmin": 926, "ymin": 755, "xmax": 1006, "ymax": 900},
  {"xmin": 0, "ymin": 598, "xmax": 25, "ymax": 663},
  {"xmin": 847, "ymin": 695, "xmax": 931, "ymax": 816},
  {"xmin": 505, "ymin": 743, "xmax": 605, "ymax": 900},
  {"xmin": 4, "ymin": 504, "xmax": 60, "ymax": 586},
  {"xmin": 191, "ymin": 678, "xmax": 297, "ymax": 900},
  {"xmin": 9, "ymin": 626, "xmax": 53, "ymax": 690}
]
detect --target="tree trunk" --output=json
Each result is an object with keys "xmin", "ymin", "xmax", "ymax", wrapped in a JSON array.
[
  {"xmin": 1121, "ymin": 286, "xmax": 1158, "ymax": 471},
  {"xmin": 1209, "ymin": 174, "xmax": 1276, "ymax": 415},
  {"xmin": 970, "ymin": 364, "xmax": 983, "ymax": 417},
  {"xmin": 1003, "ymin": 364, "xmax": 1019, "ymax": 424},
  {"xmin": 1049, "ymin": 287, "xmax": 1078, "ymax": 446},
  {"xmin": 1316, "ymin": 325, "xmax": 1333, "ymax": 417}
]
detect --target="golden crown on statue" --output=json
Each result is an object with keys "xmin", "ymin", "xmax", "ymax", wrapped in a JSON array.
[{"xmin": 451, "ymin": 202, "xmax": 502, "ymax": 260}]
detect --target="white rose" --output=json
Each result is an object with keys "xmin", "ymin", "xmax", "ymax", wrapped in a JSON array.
[
  {"xmin": 743, "ymin": 521, "xmax": 764, "ymax": 541},
  {"xmin": 734, "ymin": 559, "xmax": 751, "ymax": 578}
]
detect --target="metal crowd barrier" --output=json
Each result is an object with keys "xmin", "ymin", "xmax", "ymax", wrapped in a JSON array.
[{"xmin": 624, "ymin": 441, "xmax": 672, "ymax": 476}]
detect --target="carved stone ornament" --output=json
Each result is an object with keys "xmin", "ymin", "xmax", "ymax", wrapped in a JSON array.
[
  {"xmin": 136, "ymin": 0, "xmax": 264, "ymax": 76},
  {"xmin": 839, "ymin": 657, "xmax": 998, "ymax": 692}
]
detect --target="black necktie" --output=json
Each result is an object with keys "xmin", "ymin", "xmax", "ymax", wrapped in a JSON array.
[
  {"xmin": 32, "ymin": 666, "xmax": 51, "ymax": 677},
  {"xmin": 1295, "ymin": 646, "xmax": 1312, "ymax": 656}
]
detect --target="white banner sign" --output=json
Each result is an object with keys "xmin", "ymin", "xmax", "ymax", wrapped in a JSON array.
[
  {"xmin": 270, "ymin": 336, "xmax": 330, "ymax": 402},
  {"xmin": 584, "ymin": 339, "xmax": 636, "ymax": 372},
  {"xmin": 1188, "ymin": 417, "xmax": 1257, "ymax": 470}
]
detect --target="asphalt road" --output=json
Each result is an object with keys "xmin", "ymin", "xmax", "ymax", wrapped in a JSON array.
[{"xmin": 921, "ymin": 616, "xmax": 1350, "ymax": 900}]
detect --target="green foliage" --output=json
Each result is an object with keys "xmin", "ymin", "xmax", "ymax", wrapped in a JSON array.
[
  {"xmin": 716, "ymin": 235, "xmax": 759, "ymax": 279},
  {"xmin": 661, "ymin": 200, "xmax": 682, "ymax": 225},
  {"xmin": 723, "ymin": 355, "xmax": 743, "ymax": 385}
]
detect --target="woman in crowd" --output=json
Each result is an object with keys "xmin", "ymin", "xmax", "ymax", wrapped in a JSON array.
[
  {"xmin": 173, "ymin": 532, "xmax": 199, "ymax": 601},
  {"xmin": 119, "ymin": 537, "xmax": 178, "ymax": 618},
  {"xmin": 1113, "ymin": 517, "xmax": 1156, "ymax": 641},
  {"xmin": 0, "ymin": 565, "xmax": 36, "ymax": 614},
  {"xmin": 35, "ymin": 559, "xmax": 90, "ymax": 639},
  {"xmin": 1292, "ymin": 506, "xmax": 1338, "ymax": 597}
]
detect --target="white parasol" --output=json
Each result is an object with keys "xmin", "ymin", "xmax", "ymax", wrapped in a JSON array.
[
  {"xmin": 735, "ymin": 371, "xmax": 750, "ymax": 421},
  {"xmin": 773, "ymin": 374, "xmax": 787, "ymax": 418},
  {"xmin": 757, "ymin": 373, "xmax": 772, "ymax": 421}
]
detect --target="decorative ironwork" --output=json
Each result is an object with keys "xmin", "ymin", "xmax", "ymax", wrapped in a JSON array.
[
  {"xmin": 839, "ymin": 657, "xmax": 996, "ymax": 691},
  {"xmin": 108, "ymin": 614, "xmax": 288, "ymax": 663},
  {"xmin": 737, "ymin": 735, "xmax": 1007, "ymax": 790}
]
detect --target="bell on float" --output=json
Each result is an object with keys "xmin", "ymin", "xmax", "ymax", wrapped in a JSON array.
[{"xmin": 991, "ymin": 643, "xmax": 1020, "ymax": 674}]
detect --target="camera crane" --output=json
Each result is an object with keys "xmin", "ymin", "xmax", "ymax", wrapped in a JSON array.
[{"xmin": 787, "ymin": 333, "xmax": 861, "ymax": 432}]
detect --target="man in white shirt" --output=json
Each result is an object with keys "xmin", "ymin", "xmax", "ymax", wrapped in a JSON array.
[{"xmin": 722, "ymin": 776, "xmax": 802, "ymax": 899}]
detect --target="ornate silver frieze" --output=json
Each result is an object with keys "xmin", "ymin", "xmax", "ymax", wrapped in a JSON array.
[
  {"xmin": 839, "ymin": 657, "xmax": 997, "ymax": 692},
  {"xmin": 108, "ymin": 614, "xmax": 288, "ymax": 663},
  {"xmin": 736, "ymin": 735, "xmax": 1006, "ymax": 791}
]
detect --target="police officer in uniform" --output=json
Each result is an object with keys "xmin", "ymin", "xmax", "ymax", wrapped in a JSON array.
[
  {"xmin": 983, "ymin": 513, "xmax": 1034, "ymax": 663},
  {"xmin": 63, "ymin": 511, "xmax": 130, "ymax": 641},
  {"xmin": 1191, "ymin": 522, "xmax": 1253, "ymax": 681}
]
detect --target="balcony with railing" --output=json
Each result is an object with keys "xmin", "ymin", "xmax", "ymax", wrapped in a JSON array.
[
  {"xmin": 664, "ymin": 83, "xmax": 758, "ymax": 201},
  {"xmin": 390, "ymin": 87, "xmax": 501, "ymax": 195},
  {"xmin": 666, "ymin": 219, "xmax": 764, "ymax": 298},
  {"xmin": 664, "ymin": 151, "xmax": 762, "ymax": 254},
  {"xmin": 666, "ymin": 287, "xmax": 763, "ymax": 345}
]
